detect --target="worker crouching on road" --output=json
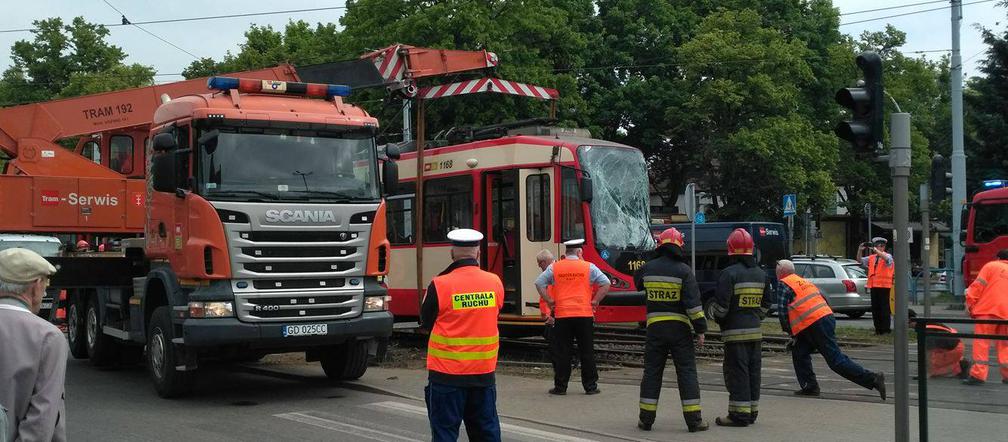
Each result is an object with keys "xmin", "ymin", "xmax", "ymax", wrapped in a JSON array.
[
  {"xmin": 963, "ymin": 248, "xmax": 1008, "ymax": 385},
  {"xmin": 420, "ymin": 229, "xmax": 505, "ymax": 441},
  {"xmin": 776, "ymin": 260, "xmax": 887, "ymax": 400},
  {"xmin": 635, "ymin": 227, "xmax": 709, "ymax": 433},
  {"xmin": 535, "ymin": 239, "xmax": 611, "ymax": 395},
  {"xmin": 706, "ymin": 228, "xmax": 772, "ymax": 427},
  {"xmin": 907, "ymin": 310, "xmax": 972, "ymax": 379},
  {"xmin": 857, "ymin": 237, "xmax": 895, "ymax": 334},
  {"xmin": 0, "ymin": 248, "xmax": 65, "ymax": 442}
]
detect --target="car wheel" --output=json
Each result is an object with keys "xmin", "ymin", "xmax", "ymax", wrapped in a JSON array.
[{"xmin": 846, "ymin": 311, "xmax": 866, "ymax": 319}]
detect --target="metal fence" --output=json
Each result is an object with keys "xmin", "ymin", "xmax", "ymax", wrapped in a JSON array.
[{"xmin": 913, "ymin": 316, "xmax": 1008, "ymax": 442}]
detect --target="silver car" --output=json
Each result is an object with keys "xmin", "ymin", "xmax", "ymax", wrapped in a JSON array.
[{"xmin": 791, "ymin": 257, "xmax": 871, "ymax": 318}]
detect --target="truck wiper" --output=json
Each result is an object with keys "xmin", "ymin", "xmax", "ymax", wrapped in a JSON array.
[
  {"xmin": 286, "ymin": 190, "xmax": 371, "ymax": 201},
  {"xmin": 208, "ymin": 190, "xmax": 281, "ymax": 200}
]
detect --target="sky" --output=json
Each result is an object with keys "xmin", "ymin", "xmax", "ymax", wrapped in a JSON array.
[{"xmin": 0, "ymin": 0, "xmax": 1003, "ymax": 82}]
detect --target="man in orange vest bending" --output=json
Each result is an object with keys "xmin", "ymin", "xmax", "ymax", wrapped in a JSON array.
[
  {"xmin": 776, "ymin": 260, "xmax": 887, "ymax": 399},
  {"xmin": 858, "ymin": 237, "xmax": 894, "ymax": 334},
  {"xmin": 420, "ymin": 229, "xmax": 504, "ymax": 441},
  {"xmin": 536, "ymin": 239, "xmax": 611, "ymax": 395},
  {"xmin": 963, "ymin": 248, "xmax": 1008, "ymax": 385}
]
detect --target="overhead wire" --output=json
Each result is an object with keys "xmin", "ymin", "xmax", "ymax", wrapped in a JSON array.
[
  {"xmin": 100, "ymin": 0, "xmax": 199, "ymax": 59},
  {"xmin": 840, "ymin": 0, "xmax": 997, "ymax": 26},
  {"xmin": 839, "ymin": 1, "xmax": 950, "ymax": 16}
]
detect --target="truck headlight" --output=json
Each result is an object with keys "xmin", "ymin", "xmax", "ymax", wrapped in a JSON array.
[
  {"xmin": 188, "ymin": 301, "xmax": 234, "ymax": 318},
  {"xmin": 364, "ymin": 295, "xmax": 391, "ymax": 312}
]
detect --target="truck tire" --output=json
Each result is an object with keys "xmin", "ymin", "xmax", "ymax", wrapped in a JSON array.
[
  {"xmin": 320, "ymin": 340, "xmax": 369, "ymax": 381},
  {"xmin": 66, "ymin": 299, "xmax": 88, "ymax": 359},
  {"xmin": 86, "ymin": 295, "xmax": 119, "ymax": 367},
  {"xmin": 147, "ymin": 306, "xmax": 193, "ymax": 398}
]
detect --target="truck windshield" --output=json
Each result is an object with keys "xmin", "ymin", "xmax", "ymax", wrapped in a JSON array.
[
  {"xmin": 973, "ymin": 202, "xmax": 1008, "ymax": 243},
  {"xmin": 578, "ymin": 145, "xmax": 655, "ymax": 252},
  {"xmin": 0, "ymin": 241, "xmax": 61, "ymax": 257},
  {"xmin": 197, "ymin": 128, "xmax": 379, "ymax": 202}
]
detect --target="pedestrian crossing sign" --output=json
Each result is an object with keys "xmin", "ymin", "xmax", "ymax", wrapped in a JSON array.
[{"xmin": 783, "ymin": 194, "xmax": 797, "ymax": 216}]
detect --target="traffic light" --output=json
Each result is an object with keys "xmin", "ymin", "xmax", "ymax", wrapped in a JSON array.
[
  {"xmin": 930, "ymin": 153, "xmax": 952, "ymax": 205},
  {"xmin": 835, "ymin": 52, "xmax": 884, "ymax": 154}
]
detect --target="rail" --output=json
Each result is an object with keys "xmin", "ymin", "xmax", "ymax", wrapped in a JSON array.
[{"xmin": 913, "ymin": 316, "xmax": 1008, "ymax": 442}]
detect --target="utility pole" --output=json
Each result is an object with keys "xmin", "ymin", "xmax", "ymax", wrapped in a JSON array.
[
  {"xmin": 950, "ymin": 0, "xmax": 966, "ymax": 301},
  {"xmin": 921, "ymin": 184, "xmax": 932, "ymax": 317},
  {"xmin": 891, "ymin": 113, "xmax": 912, "ymax": 442},
  {"xmin": 685, "ymin": 183, "xmax": 697, "ymax": 271}
]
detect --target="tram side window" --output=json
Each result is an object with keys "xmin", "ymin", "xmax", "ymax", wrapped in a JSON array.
[
  {"xmin": 109, "ymin": 135, "xmax": 134, "ymax": 174},
  {"xmin": 387, "ymin": 182, "xmax": 416, "ymax": 245},
  {"xmin": 526, "ymin": 174, "xmax": 551, "ymax": 241},
  {"xmin": 424, "ymin": 175, "xmax": 473, "ymax": 243},
  {"xmin": 561, "ymin": 168, "xmax": 584, "ymax": 241},
  {"xmin": 82, "ymin": 141, "xmax": 101, "ymax": 164}
]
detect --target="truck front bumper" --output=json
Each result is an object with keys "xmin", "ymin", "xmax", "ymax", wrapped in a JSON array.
[{"xmin": 180, "ymin": 311, "xmax": 393, "ymax": 349}]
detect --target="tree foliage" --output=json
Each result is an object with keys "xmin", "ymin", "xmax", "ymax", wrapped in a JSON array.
[{"xmin": 964, "ymin": 13, "xmax": 1008, "ymax": 190}]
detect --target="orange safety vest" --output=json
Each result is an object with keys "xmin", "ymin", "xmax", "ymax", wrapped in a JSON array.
[
  {"xmin": 867, "ymin": 254, "xmax": 895, "ymax": 289},
  {"xmin": 426, "ymin": 266, "xmax": 503, "ymax": 375},
  {"xmin": 539, "ymin": 285, "xmax": 554, "ymax": 318},
  {"xmin": 551, "ymin": 259, "xmax": 594, "ymax": 318},
  {"xmin": 781, "ymin": 273, "xmax": 834, "ymax": 336},
  {"xmin": 966, "ymin": 260, "xmax": 1008, "ymax": 319}
]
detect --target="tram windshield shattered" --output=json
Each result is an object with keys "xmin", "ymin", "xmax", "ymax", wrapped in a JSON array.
[{"xmin": 578, "ymin": 145, "xmax": 656, "ymax": 251}]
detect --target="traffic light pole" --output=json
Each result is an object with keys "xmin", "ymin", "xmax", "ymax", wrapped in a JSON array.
[
  {"xmin": 920, "ymin": 184, "xmax": 932, "ymax": 317},
  {"xmin": 951, "ymin": 0, "xmax": 966, "ymax": 301},
  {"xmin": 891, "ymin": 113, "xmax": 912, "ymax": 442}
]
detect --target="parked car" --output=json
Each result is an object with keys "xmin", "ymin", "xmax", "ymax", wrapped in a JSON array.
[
  {"xmin": 0, "ymin": 234, "xmax": 63, "ymax": 319},
  {"xmin": 791, "ymin": 256, "xmax": 871, "ymax": 319}
]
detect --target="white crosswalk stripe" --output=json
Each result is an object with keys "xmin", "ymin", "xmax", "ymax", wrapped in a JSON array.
[{"xmin": 274, "ymin": 411, "xmax": 424, "ymax": 442}]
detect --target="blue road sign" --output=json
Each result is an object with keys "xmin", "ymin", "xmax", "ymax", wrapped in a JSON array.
[
  {"xmin": 783, "ymin": 194, "xmax": 797, "ymax": 216},
  {"xmin": 694, "ymin": 212, "xmax": 706, "ymax": 224}
]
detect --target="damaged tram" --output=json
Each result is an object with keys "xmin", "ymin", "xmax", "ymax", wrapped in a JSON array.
[{"xmin": 383, "ymin": 123, "xmax": 655, "ymax": 329}]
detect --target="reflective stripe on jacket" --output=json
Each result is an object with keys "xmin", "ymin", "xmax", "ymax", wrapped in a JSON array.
[
  {"xmin": 427, "ymin": 266, "xmax": 503, "ymax": 375},
  {"xmin": 635, "ymin": 254, "xmax": 706, "ymax": 334},
  {"xmin": 713, "ymin": 262, "xmax": 771, "ymax": 342},
  {"xmin": 552, "ymin": 259, "xmax": 594, "ymax": 318},
  {"xmin": 867, "ymin": 254, "xmax": 895, "ymax": 289},
  {"xmin": 780, "ymin": 274, "xmax": 833, "ymax": 336},
  {"xmin": 966, "ymin": 260, "xmax": 1008, "ymax": 319}
]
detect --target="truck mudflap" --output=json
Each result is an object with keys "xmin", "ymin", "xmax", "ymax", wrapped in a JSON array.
[{"xmin": 180, "ymin": 311, "xmax": 393, "ymax": 348}]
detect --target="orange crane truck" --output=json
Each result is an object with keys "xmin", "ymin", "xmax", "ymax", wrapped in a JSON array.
[{"xmin": 0, "ymin": 70, "xmax": 399, "ymax": 397}]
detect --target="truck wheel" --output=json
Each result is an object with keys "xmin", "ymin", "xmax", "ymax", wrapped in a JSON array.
[
  {"xmin": 320, "ymin": 340, "xmax": 369, "ymax": 381},
  {"xmin": 66, "ymin": 299, "xmax": 89, "ymax": 359},
  {"xmin": 147, "ymin": 306, "xmax": 193, "ymax": 398},
  {"xmin": 86, "ymin": 295, "xmax": 119, "ymax": 367}
]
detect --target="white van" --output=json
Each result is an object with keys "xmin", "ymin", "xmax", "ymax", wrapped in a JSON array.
[{"xmin": 0, "ymin": 234, "xmax": 62, "ymax": 317}]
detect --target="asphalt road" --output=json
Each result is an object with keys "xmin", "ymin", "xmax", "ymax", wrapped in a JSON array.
[{"xmin": 64, "ymin": 359, "xmax": 609, "ymax": 442}]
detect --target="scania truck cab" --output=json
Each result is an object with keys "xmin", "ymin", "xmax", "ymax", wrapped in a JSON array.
[{"xmin": 58, "ymin": 77, "xmax": 398, "ymax": 397}]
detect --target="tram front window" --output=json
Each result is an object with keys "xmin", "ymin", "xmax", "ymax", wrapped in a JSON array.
[{"xmin": 578, "ymin": 145, "xmax": 655, "ymax": 257}]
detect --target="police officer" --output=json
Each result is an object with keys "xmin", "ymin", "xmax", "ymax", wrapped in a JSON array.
[
  {"xmin": 536, "ymin": 239, "xmax": 611, "ymax": 395},
  {"xmin": 706, "ymin": 228, "xmax": 772, "ymax": 427},
  {"xmin": 420, "ymin": 229, "xmax": 504, "ymax": 441},
  {"xmin": 857, "ymin": 237, "xmax": 894, "ymax": 334},
  {"xmin": 635, "ymin": 228, "xmax": 709, "ymax": 433}
]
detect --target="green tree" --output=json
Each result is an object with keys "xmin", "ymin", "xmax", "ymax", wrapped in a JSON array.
[
  {"xmin": 181, "ymin": 21, "xmax": 344, "ymax": 78},
  {"xmin": 0, "ymin": 17, "xmax": 153, "ymax": 105},
  {"xmin": 964, "ymin": 13, "xmax": 1008, "ymax": 190}
]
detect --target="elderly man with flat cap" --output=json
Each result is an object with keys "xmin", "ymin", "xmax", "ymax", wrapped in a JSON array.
[
  {"xmin": 857, "ymin": 237, "xmax": 895, "ymax": 334},
  {"xmin": 0, "ymin": 248, "xmax": 66, "ymax": 442},
  {"xmin": 420, "ymin": 228, "xmax": 504, "ymax": 441},
  {"xmin": 535, "ymin": 239, "xmax": 611, "ymax": 395}
]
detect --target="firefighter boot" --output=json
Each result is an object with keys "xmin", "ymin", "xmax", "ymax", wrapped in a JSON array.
[
  {"xmin": 715, "ymin": 416, "xmax": 748, "ymax": 427},
  {"xmin": 638, "ymin": 410, "xmax": 655, "ymax": 431}
]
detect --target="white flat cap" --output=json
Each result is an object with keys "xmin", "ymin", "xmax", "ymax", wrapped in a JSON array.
[
  {"xmin": 447, "ymin": 228, "xmax": 484, "ymax": 247},
  {"xmin": 564, "ymin": 239, "xmax": 585, "ymax": 249},
  {"xmin": 0, "ymin": 248, "xmax": 57, "ymax": 283},
  {"xmin": 871, "ymin": 237, "xmax": 888, "ymax": 245}
]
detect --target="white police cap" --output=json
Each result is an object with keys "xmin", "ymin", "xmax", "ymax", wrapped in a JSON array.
[
  {"xmin": 564, "ymin": 239, "xmax": 585, "ymax": 249},
  {"xmin": 871, "ymin": 237, "xmax": 888, "ymax": 245},
  {"xmin": 447, "ymin": 228, "xmax": 484, "ymax": 247}
]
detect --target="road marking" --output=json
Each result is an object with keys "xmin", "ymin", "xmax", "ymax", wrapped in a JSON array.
[
  {"xmin": 275, "ymin": 411, "xmax": 422, "ymax": 442},
  {"xmin": 367, "ymin": 401, "xmax": 598, "ymax": 442}
]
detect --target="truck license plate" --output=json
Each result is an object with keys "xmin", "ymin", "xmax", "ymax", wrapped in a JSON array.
[{"xmin": 282, "ymin": 324, "xmax": 328, "ymax": 337}]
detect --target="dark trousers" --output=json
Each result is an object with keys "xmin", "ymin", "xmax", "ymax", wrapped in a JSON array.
[
  {"xmin": 639, "ymin": 322, "xmax": 703, "ymax": 428},
  {"xmin": 723, "ymin": 341, "xmax": 761, "ymax": 424},
  {"xmin": 793, "ymin": 315, "xmax": 877, "ymax": 391},
  {"xmin": 425, "ymin": 382, "xmax": 501, "ymax": 442},
  {"xmin": 869, "ymin": 287, "xmax": 891, "ymax": 334},
  {"xmin": 551, "ymin": 316, "xmax": 598, "ymax": 391}
]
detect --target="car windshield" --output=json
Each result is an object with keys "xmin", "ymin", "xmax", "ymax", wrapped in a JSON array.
[
  {"xmin": 973, "ymin": 202, "xmax": 1008, "ymax": 243},
  {"xmin": 0, "ymin": 241, "xmax": 61, "ymax": 257},
  {"xmin": 197, "ymin": 128, "xmax": 379, "ymax": 202},
  {"xmin": 844, "ymin": 264, "xmax": 867, "ymax": 279},
  {"xmin": 577, "ymin": 145, "xmax": 655, "ymax": 251}
]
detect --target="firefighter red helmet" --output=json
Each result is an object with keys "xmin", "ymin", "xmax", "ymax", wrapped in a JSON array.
[
  {"xmin": 727, "ymin": 228, "xmax": 754, "ymax": 256},
  {"xmin": 657, "ymin": 227, "xmax": 685, "ymax": 249}
]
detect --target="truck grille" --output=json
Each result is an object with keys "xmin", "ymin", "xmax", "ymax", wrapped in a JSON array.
[
  {"xmin": 238, "ymin": 231, "xmax": 359, "ymax": 243},
  {"xmin": 241, "ymin": 246, "xmax": 357, "ymax": 258},
  {"xmin": 238, "ymin": 292, "xmax": 360, "ymax": 321},
  {"xmin": 244, "ymin": 261, "xmax": 355, "ymax": 274},
  {"xmin": 252, "ymin": 278, "xmax": 346, "ymax": 290}
]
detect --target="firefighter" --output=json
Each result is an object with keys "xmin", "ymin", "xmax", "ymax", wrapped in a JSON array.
[
  {"xmin": 535, "ymin": 239, "xmax": 611, "ymax": 395},
  {"xmin": 908, "ymin": 310, "xmax": 972, "ymax": 379},
  {"xmin": 419, "ymin": 229, "xmax": 504, "ymax": 441},
  {"xmin": 706, "ymin": 228, "xmax": 772, "ymax": 427},
  {"xmin": 635, "ymin": 227, "xmax": 709, "ymax": 433},
  {"xmin": 857, "ymin": 237, "xmax": 895, "ymax": 334},
  {"xmin": 963, "ymin": 248, "xmax": 1008, "ymax": 385},
  {"xmin": 777, "ymin": 260, "xmax": 887, "ymax": 399}
]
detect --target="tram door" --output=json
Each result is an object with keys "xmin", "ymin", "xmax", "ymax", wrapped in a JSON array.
[
  {"xmin": 516, "ymin": 168, "xmax": 554, "ymax": 316},
  {"xmin": 483, "ymin": 170, "xmax": 520, "ymax": 314}
]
